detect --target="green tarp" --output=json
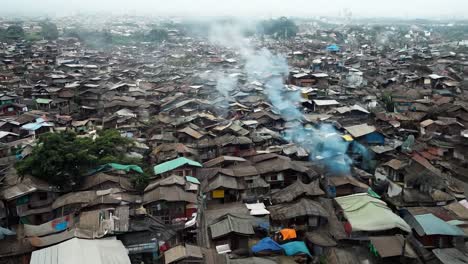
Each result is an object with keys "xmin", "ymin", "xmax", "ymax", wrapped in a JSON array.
[
  {"xmin": 36, "ymin": 98, "xmax": 53, "ymax": 104},
  {"xmin": 335, "ymin": 193, "xmax": 411, "ymax": 233},
  {"xmin": 96, "ymin": 163, "xmax": 144, "ymax": 174}
]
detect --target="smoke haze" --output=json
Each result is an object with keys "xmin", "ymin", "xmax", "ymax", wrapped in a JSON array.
[
  {"xmin": 208, "ymin": 23, "xmax": 357, "ymax": 175},
  {"xmin": 2, "ymin": 0, "xmax": 468, "ymax": 18}
]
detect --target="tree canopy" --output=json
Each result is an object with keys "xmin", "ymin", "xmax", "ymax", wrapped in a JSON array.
[
  {"xmin": 16, "ymin": 130, "xmax": 135, "ymax": 189},
  {"xmin": 146, "ymin": 28, "xmax": 169, "ymax": 42},
  {"xmin": 40, "ymin": 21, "xmax": 59, "ymax": 40},
  {"xmin": 258, "ymin": 17, "xmax": 298, "ymax": 39},
  {"xmin": 5, "ymin": 24, "xmax": 25, "ymax": 40}
]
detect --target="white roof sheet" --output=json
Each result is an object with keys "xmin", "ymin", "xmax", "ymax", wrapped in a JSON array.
[
  {"xmin": 335, "ymin": 104, "xmax": 370, "ymax": 114},
  {"xmin": 313, "ymin": 99, "xmax": 340, "ymax": 106},
  {"xmin": 312, "ymin": 73, "xmax": 329, "ymax": 78},
  {"xmin": 245, "ymin": 203, "xmax": 270, "ymax": 215},
  {"xmin": 428, "ymin": 74, "xmax": 444, "ymax": 79},
  {"xmin": 344, "ymin": 124, "xmax": 377, "ymax": 138},
  {"xmin": 30, "ymin": 237, "xmax": 131, "ymax": 264}
]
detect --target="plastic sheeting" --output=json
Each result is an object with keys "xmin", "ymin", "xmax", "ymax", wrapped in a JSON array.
[
  {"xmin": 335, "ymin": 193, "xmax": 411, "ymax": 232},
  {"xmin": 96, "ymin": 163, "xmax": 144, "ymax": 174},
  {"xmin": 251, "ymin": 237, "xmax": 282, "ymax": 253},
  {"xmin": 280, "ymin": 241, "xmax": 311, "ymax": 256},
  {"xmin": 279, "ymin": 229, "xmax": 297, "ymax": 241},
  {"xmin": 0, "ymin": 226, "xmax": 15, "ymax": 239},
  {"xmin": 30, "ymin": 237, "xmax": 131, "ymax": 264}
]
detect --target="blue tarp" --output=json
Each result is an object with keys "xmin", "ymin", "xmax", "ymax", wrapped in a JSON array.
[
  {"xmin": 21, "ymin": 120, "xmax": 54, "ymax": 131},
  {"xmin": 0, "ymin": 227, "xmax": 15, "ymax": 240},
  {"xmin": 364, "ymin": 132, "xmax": 385, "ymax": 145},
  {"xmin": 326, "ymin": 44, "xmax": 340, "ymax": 52},
  {"xmin": 55, "ymin": 221, "xmax": 68, "ymax": 231},
  {"xmin": 280, "ymin": 241, "xmax": 312, "ymax": 256},
  {"xmin": 252, "ymin": 237, "xmax": 282, "ymax": 253}
]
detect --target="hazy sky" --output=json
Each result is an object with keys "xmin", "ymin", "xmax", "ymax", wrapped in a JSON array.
[{"xmin": 1, "ymin": 0, "xmax": 467, "ymax": 18}]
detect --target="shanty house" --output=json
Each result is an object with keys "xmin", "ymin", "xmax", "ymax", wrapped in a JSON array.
[
  {"xmin": 382, "ymin": 159, "xmax": 408, "ymax": 183},
  {"xmin": 334, "ymin": 193, "xmax": 411, "ymax": 237},
  {"xmin": 209, "ymin": 214, "xmax": 256, "ymax": 251},
  {"xmin": 312, "ymin": 100, "xmax": 340, "ymax": 113},
  {"xmin": 143, "ymin": 175, "xmax": 198, "ymax": 225},
  {"xmin": 402, "ymin": 212, "xmax": 465, "ymax": 248},
  {"xmin": 268, "ymin": 198, "xmax": 329, "ymax": 229},
  {"xmin": 0, "ymin": 175, "xmax": 57, "ymax": 226},
  {"xmin": 344, "ymin": 124, "xmax": 384, "ymax": 145},
  {"xmin": 202, "ymin": 169, "xmax": 247, "ymax": 204},
  {"xmin": 326, "ymin": 176, "xmax": 369, "ymax": 197}
]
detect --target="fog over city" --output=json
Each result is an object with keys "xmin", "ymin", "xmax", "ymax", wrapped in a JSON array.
[
  {"xmin": 2, "ymin": 0, "xmax": 468, "ymax": 18},
  {"xmin": 2, "ymin": 0, "xmax": 468, "ymax": 263}
]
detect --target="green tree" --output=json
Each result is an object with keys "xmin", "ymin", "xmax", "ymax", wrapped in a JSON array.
[
  {"xmin": 102, "ymin": 30, "xmax": 113, "ymax": 44},
  {"xmin": 6, "ymin": 24, "xmax": 25, "ymax": 40},
  {"xmin": 131, "ymin": 173, "xmax": 150, "ymax": 191},
  {"xmin": 90, "ymin": 129, "xmax": 133, "ymax": 163},
  {"xmin": 381, "ymin": 92, "xmax": 395, "ymax": 112},
  {"xmin": 16, "ymin": 130, "xmax": 134, "ymax": 189},
  {"xmin": 146, "ymin": 28, "xmax": 168, "ymax": 42},
  {"xmin": 16, "ymin": 132, "xmax": 96, "ymax": 189},
  {"xmin": 40, "ymin": 21, "xmax": 59, "ymax": 40},
  {"xmin": 259, "ymin": 17, "xmax": 298, "ymax": 39}
]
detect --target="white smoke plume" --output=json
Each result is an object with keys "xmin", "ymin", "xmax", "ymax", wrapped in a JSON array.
[{"xmin": 209, "ymin": 23, "xmax": 357, "ymax": 175}]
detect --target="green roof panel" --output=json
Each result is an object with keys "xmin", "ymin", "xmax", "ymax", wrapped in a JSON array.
[
  {"xmin": 154, "ymin": 157, "xmax": 202, "ymax": 175},
  {"xmin": 36, "ymin": 98, "xmax": 53, "ymax": 104},
  {"xmin": 414, "ymin": 214, "xmax": 465, "ymax": 236},
  {"xmin": 185, "ymin": 176, "xmax": 200, "ymax": 184}
]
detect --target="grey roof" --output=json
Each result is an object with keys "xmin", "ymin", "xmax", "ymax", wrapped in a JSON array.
[
  {"xmin": 0, "ymin": 176, "xmax": 52, "ymax": 201},
  {"xmin": 344, "ymin": 124, "xmax": 376, "ymax": 138},
  {"xmin": 164, "ymin": 244, "xmax": 203, "ymax": 264},
  {"xmin": 271, "ymin": 180, "xmax": 324, "ymax": 204},
  {"xmin": 204, "ymin": 174, "xmax": 246, "ymax": 193},
  {"xmin": 433, "ymin": 248, "xmax": 468, "ymax": 264},
  {"xmin": 268, "ymin": 198, "xmax": 329, "ymax": 220},
  {"xmin": 143, "ymin": 186, "xmax": 196, "ymax": 204},
  {"xmin": 209, "ymin": 214, "xmax": 255, "ymax": 239},
  {"xmin": 203, "ymin": 156, "xmax": 247, "ymax": 168}
]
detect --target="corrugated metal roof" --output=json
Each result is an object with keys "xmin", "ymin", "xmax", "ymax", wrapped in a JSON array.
[
  {"xmin": 269, "ymin": 198, "xmax": 329, "ymax": 220},
  {"xmin": 433, "ymin": 248, "xmax": 468, "ymax": 264},
  {"xmin": 30, "ymin": 237, "xmax": 130, "ymax": 264},
  {"xmin": 369, "ymin": 235, "xmax": 417, "ymax": 258},
  {"xmin": 271, "ymin": 180, "xmax": 324, "ymax": 204},
  {"xmin": 209, "ymin": 215, "xmax": 254, "ymax": 239},
  {"xmin": 335, "ymin": 193, "xmax": 411, "ymax": 232},
  {"xmin": 412, "ymin": 213, "xmax": 465, "ymax": 236},
  {"xmin": 0, "ymin": 176, "xmax": 51, "ymax": 201},
  {"xmin": 164, "ymin": 244, "xmax": 203, "ymax": 264},
  {"xmin": 203, "ymin": 156, "xmax": 247, "ymax": 168},
  {"xmin": 35, "ymin": 98, "xmax": 53, "ymax": 104},
  {"xmin": 185, "ymin": 176, "xmax": 200, "ymax": 184},
  {"xmin": 154, "ymin": 157, "xmax": 202, "ymax": 175},
  {"xmin": 313, "ymin": 99, "xmax": 340, "ymax": 106},
  {"xmin": 144, "ymin": 175, "xmax": 186, "ymax": 192},
  {"xmin": 143, "ymin": 185, "xmax": 196, "ymax": 204},
  {"xmin": 344, "ymin": 124, "xmax": 376, "ymax": 138}
]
